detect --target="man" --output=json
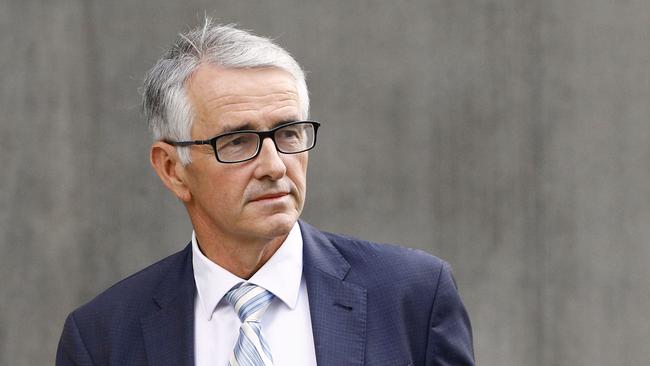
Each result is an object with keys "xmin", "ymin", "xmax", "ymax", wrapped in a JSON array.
[{"xmin": 57, "ymin": 20, "xmax": 474, "ymax": 366}]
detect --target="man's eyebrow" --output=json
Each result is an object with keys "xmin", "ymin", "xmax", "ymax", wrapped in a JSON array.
[
  {"xmin": 270, "ymin": 119, "xmax": 300, "ymax": 129},
  {"xmin": 218, "ymin": 123, "xmax": 255, "ymax": 134},
  {"xmin": 217, "ymin": 119, "xmax": 300, "ymax": 134}
]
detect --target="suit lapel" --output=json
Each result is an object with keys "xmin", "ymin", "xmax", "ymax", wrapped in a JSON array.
[
  {"xmin": 137, "ymin": 224, "xmax": 368, "ymax": 366},
  {"xmin": 301, "ymin": 221, "xmax": 367, "ymax": 366},
  {"xmin": 141, "ymin": 245, "xmax": 195, "ymax": 366}
]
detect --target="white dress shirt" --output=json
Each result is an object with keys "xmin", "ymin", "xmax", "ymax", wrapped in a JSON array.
[{"xmin": 192, "ymin": 223, "xmax": 317, "ymax": 366}]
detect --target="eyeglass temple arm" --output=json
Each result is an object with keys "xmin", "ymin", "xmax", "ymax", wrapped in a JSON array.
[{"xmin": 165, "ymin": 139, "xmax": 212, "ymax": 146}]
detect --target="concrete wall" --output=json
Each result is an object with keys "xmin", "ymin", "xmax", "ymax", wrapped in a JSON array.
[{"xmin": 1, "ymin": 1, "xmax": 649, "ymax": 365}]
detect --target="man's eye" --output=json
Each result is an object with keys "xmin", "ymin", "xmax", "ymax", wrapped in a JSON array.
[
  {"xmin": 229, "ymin": 136, "xmax": 248, "ymax": 145},
  {"xmin": 279, "ymin": 127, "xmax": 304, "ymax": 140},
  {"xmin": 280, "ymin": 130, "xmax": 298, "ymax": 138},
  {"xmin": 217, "ymin": 134, "xmax": 254, "ymax": 150}
]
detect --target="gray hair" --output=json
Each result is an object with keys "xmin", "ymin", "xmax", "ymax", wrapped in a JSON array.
[{"xmin": 142, "ymin": 18, "xmax": 309, "ymax": 164}]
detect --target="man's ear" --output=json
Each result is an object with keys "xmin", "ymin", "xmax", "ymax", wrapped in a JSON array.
[{"xmin": 150, "ymin": 142, "xmax": 192, "ymax": 202}]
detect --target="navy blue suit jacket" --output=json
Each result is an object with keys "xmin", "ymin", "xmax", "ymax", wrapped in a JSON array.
[{"xmin": 57, "ymin": 221, "xmax": 474, "ymax": 365}]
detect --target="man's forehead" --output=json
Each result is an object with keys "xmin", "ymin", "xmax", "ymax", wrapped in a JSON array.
[
  {"xmin": 187, "ymin": 64, "xmax": 297, "ymax": 95},
  {"xmin": 186, "ymin": 64, "xmax": 301, "ymax": 134},
  {"xmin": 186, "ymin": 65, "xmax": 299, "ymax": 115}
]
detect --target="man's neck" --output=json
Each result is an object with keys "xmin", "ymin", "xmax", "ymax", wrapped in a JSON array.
[{"xmin": 194, "ymin": 230, "xmax": 287, "ymax": 279}]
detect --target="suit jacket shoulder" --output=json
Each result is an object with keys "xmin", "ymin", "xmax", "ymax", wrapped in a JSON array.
[
  {"xmin": 85, "ymin": 245, "xmax": 189, "ymax": 306},
  {"xmin": 301, "ymin": 223, "xmax": 474, "ymax": 365},
  {"xmin": 57, "ymin": 245, "xmax": 195, "ymax": 366},
  {"xmin": 323, "ymin": 230, "xmax": 447, "ymax": 292}
]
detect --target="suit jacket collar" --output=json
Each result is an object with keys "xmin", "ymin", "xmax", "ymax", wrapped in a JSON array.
[
  {"xmin": 300, "ymin": 220, "xmax": 368, "ymax": 366},
  {"xmin": 139, "ymin": 221, "xmax": 368, "ymax": 366},
  {"xmin": 141, "ymin": 244, "xmax": 195, "ymax": 366}
]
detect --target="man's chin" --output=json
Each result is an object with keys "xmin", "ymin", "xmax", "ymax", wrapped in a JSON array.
[{"xmin": 256, "ymin": 212, "xmax": 299, "ymax": 238}]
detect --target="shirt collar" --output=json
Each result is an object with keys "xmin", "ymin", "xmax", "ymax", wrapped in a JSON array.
[{"xmin": 192, "ymin": 222, "xmax": 304, "ymax": 320}]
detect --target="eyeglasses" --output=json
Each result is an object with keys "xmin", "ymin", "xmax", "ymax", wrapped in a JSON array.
[{"xmin": 165, "ymin": 121, "xmax": 320, "ymax": 163}]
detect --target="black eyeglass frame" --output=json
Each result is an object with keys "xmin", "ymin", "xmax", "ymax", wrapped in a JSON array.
[{"xmin": 165, "ymin": 120, "xmax": 321, "ymax": 163}]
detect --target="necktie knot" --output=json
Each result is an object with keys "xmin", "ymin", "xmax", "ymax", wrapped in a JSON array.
[
  {"xmin": 225, "ymin": 283, "xmax": 275, "ymax": 365},
  {"xmin": 225, "ymin": 283, "xmax": 274, "ymax": 323}
]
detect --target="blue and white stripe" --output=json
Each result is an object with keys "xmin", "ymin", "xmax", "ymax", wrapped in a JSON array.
[{"xmin": 226, "ymin": 283, "xmax": 275, "ymax": 366}]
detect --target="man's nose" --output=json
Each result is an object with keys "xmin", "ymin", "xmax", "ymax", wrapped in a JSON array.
[{"xmin": 253, "ymin": 137, "xmax": 287, "ymax": 180}]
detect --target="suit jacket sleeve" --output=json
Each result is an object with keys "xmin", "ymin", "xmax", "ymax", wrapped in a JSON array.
[
  {"xmin": 56, "ymin": 312, "xmax": 95, "ymax": 366},
  {"xmin": 425, "ymin": 261, "xmax": 475, "ymax": 365}
]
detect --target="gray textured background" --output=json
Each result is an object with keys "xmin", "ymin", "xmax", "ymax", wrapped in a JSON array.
[{"xmin": 1, "ymin": 1, "xmax": 649, "ymax": 365}]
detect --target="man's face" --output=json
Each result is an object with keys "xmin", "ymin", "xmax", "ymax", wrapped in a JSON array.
[{"xmin": 180, "ymin": 65, "xmax": 308, "ymax": 244}]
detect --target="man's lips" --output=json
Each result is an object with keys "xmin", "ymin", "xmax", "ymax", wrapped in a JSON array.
[{"xmin": 250, "ymin": 192, "xmax": 290, "ymax": 202}]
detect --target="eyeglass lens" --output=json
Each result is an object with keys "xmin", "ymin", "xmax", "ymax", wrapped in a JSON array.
[{"xmin": 215, "ymin": 122, "xmax": 316, "ymax": 162}]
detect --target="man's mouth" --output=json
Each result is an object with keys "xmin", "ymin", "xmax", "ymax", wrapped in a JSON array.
[{"xmin": 250, "ymin": 192, "xmax": 290, "ymax": 202}]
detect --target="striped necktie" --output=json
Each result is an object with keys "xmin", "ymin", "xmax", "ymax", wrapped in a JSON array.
[{"xmin": 225, "ymin": 283, "xmax": 275, "ymax": 366}]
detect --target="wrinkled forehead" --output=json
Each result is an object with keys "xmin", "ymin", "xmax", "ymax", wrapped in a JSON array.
[
  {"xmin": 186, "ymin": 65, "xmax": 302, "ymax": 133},
  {"xmin": 186, "ymin": 65, "xmax": 298, "ymax": 102},
  {"xmin": 189, "ymin": 65, "xmax": 298, "ymax": 108}
]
